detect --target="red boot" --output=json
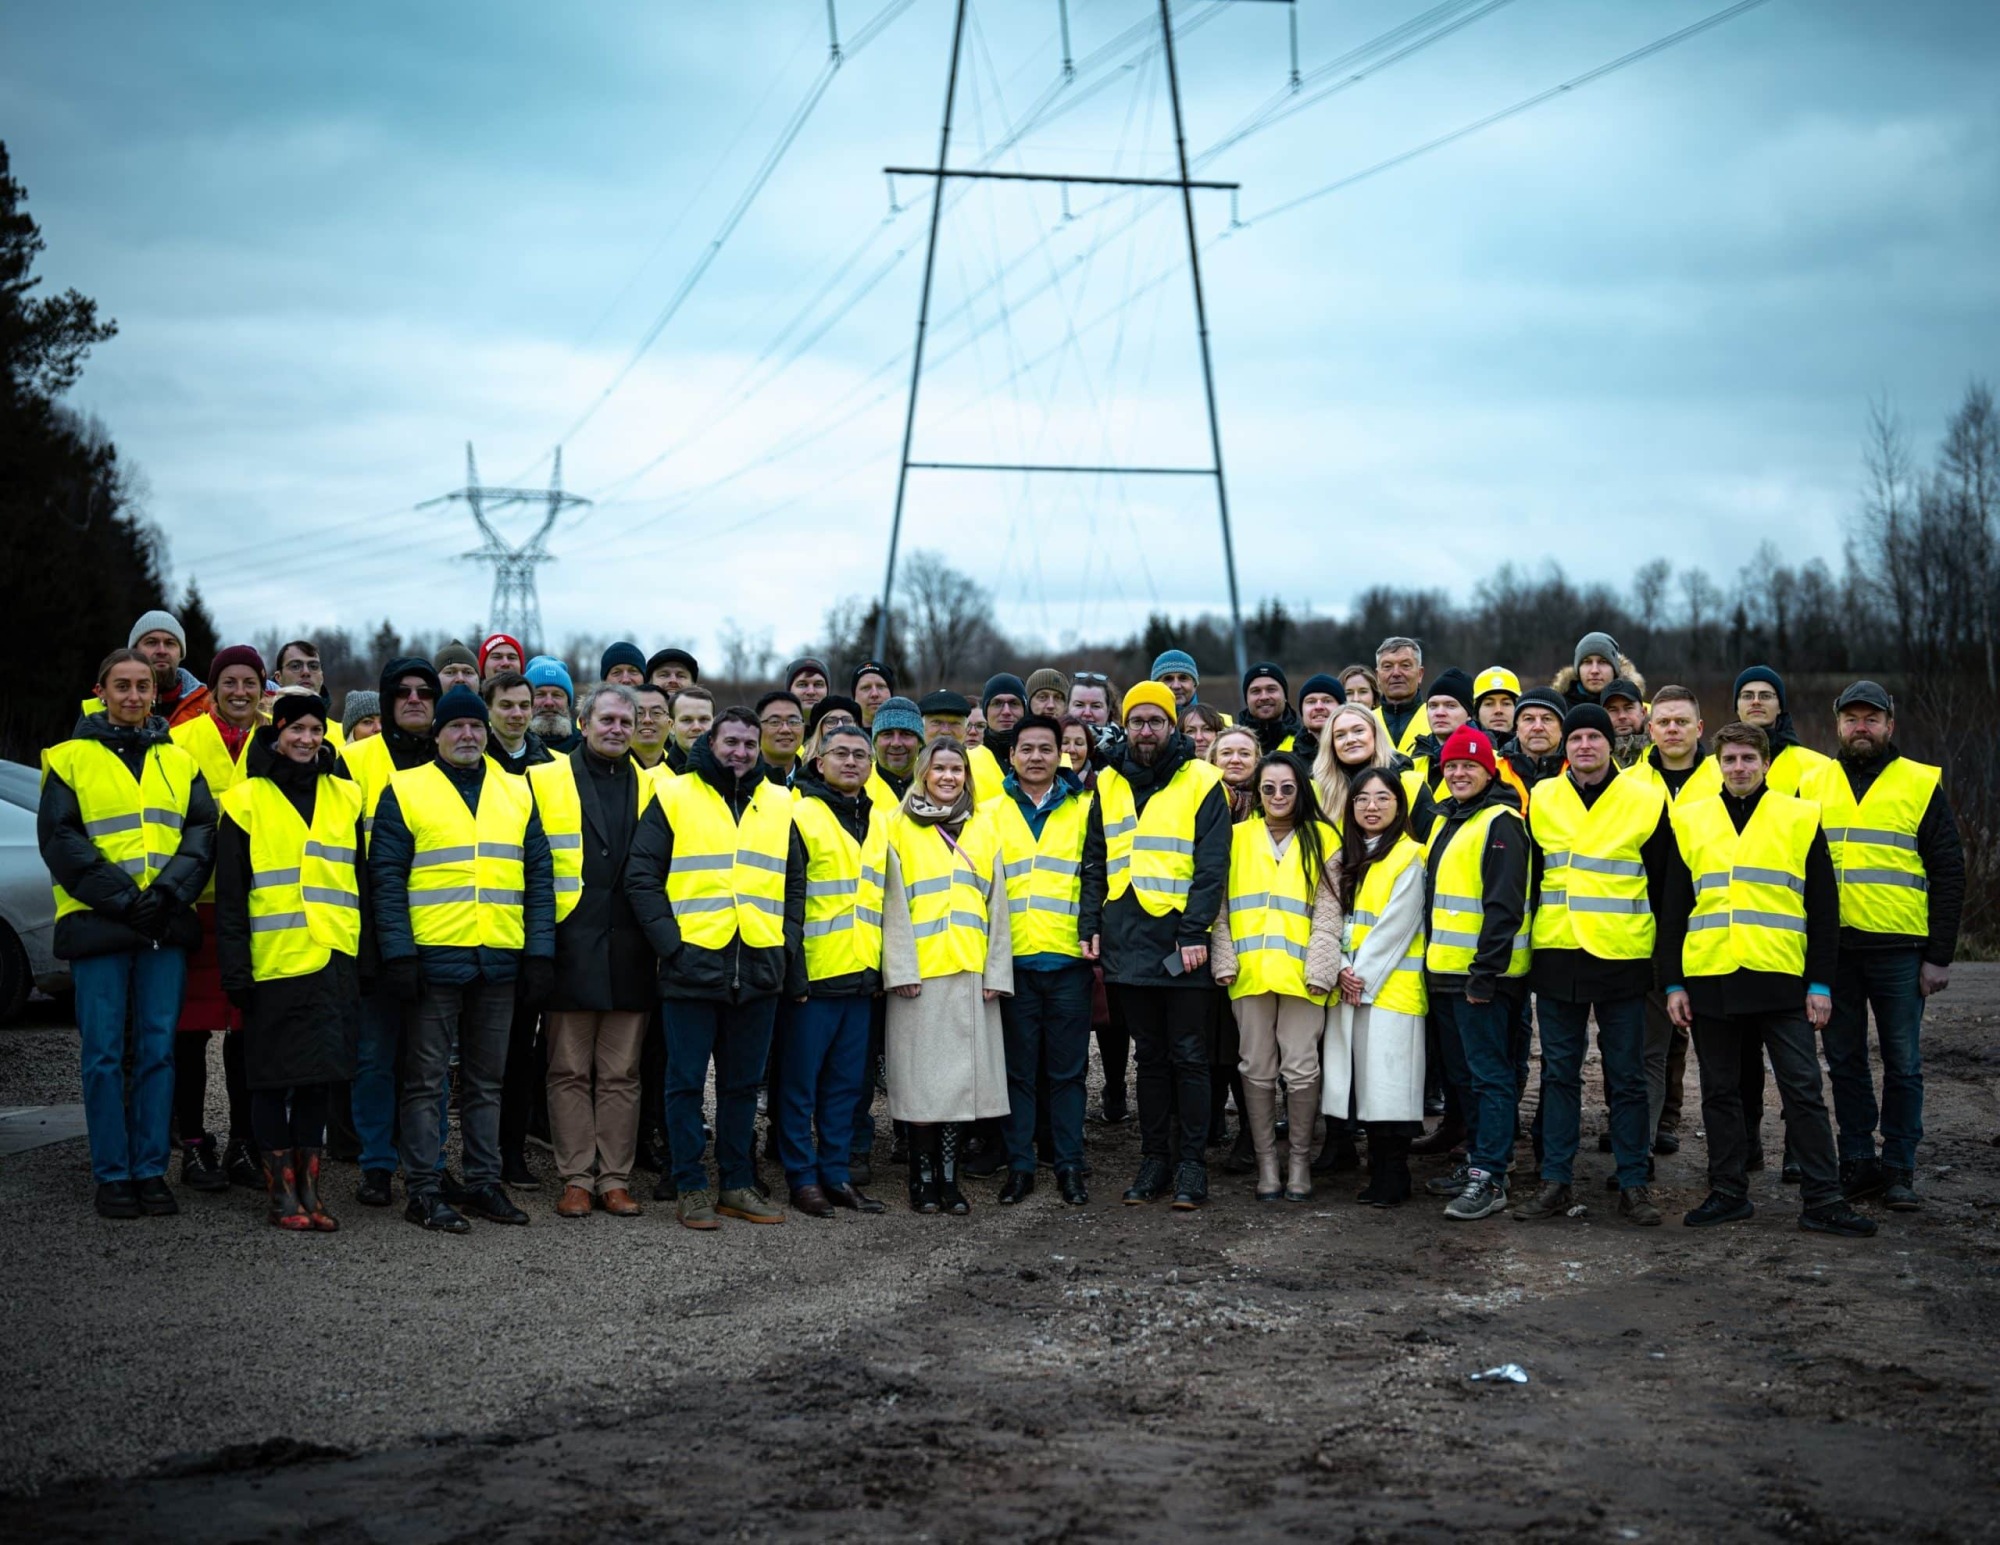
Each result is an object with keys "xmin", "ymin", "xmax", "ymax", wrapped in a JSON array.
[
  {"xmin": 263, "ymin": 1148, "xmax": 312, "ymax": 1231},
  {"xmin": 295, "ymin": 1147, "xmax": 338, "ymax": 1232}
]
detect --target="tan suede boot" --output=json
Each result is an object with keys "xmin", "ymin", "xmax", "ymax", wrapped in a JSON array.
[
  {"xmin": 1285, "ymin": 1080, "xmax": 1322, "ymax": 1202},
  {"xmin": 1242, "ymin": 1082, "xmax": 1283, "ymax": 1201}
]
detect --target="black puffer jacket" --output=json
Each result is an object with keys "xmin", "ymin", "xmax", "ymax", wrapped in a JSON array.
[
  {"xmin": 626, "ymin": 731, "xmax": 807, "ymax": 1003},
  {"xmin": 38, "ymin": 712, "xmax": 217, "ymax": 960},
  {"xmin": 1078, "ymin": 734, "xmax": 1232, "ymax": 987}
]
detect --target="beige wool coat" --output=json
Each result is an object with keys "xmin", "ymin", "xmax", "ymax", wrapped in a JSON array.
[{"xmin": 881, "ymin": 835, "xmax": 1014, "ymax": 1123}]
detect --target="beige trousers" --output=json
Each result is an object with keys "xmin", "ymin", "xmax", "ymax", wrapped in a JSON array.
[
  {"xmin": 545, "ymin": 1009, "xmax": 647, "ymax": 1192},
  {"xmin": 1232, "ymin": 992, "xmax": 1326, "ymax": 1091}
]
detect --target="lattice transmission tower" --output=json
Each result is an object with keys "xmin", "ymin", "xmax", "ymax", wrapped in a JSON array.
[{"xmin": 418, "ymin": 443, "xmax": 591, "ymax": 649}]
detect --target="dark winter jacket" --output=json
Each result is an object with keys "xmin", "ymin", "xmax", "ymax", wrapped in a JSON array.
[
  {"xmin": 546, "ymin": 746, "xmax": 656, "ymax": 1012},
  {"xmin": 1823, "ymin": 746, "xmax": 1963, "ymax": 965},
  {"xmin": 1378, "ymin": 694, "xmax": 1423, "ymax": 751},
  {"xmin": 38, "ymin": 712, "xmax": 216, "ymax": 960},
  {"xmin": 489, "ymin": 731, "xmax": 552, "ymax": 780},
  {"xmin": 626, "ymin": 732, "xmax": 807, "ymax": 1003},
  {"xmin": 1654, "ymin": 785, "xmax": 1839, "ymax": 1015},
  {"xmin": 213, "ymin": 730, "xmax": 366, "ymax": 1088},
  {"xmin": 792, "ymin": 769, "xmax": 882, "ymax": 998},
  {"xmin": 1078, "ymin": 734, "xmax": 1232, "ymax": 988},
  {"xmin": 1421, "ymin": 777, "xmax": 1531, "ymax": 1005},
  {"xmin": 1246, "ymin": 705, "xmax": 1303, "ymax": 756},
  {"xmin": 369, "ymin": 753, "xmax": 557, "ymax": 985},
  {"xmin": 1500, "ymin": 738, "xmax": 1566, "ymax": 789}
]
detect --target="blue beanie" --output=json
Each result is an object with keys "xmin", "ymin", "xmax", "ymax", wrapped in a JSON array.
[
  {"xmin": 1151, "ymin": 649, "xmax": 1199, "ymax": 683},
  {"xmin": 600, "ymin": 641, "xmax": 645, "ymax": 679},
  {"xmin": 1733, "ymin": 664, "xmax": 1785, "ymax": 710},
  {"xmin": 870, "ymin": 696, "xmax": 924, "ymax": 738},
  {"xmin": 524, "ymin": 655, "xmax": 574, "ymax": 701}
]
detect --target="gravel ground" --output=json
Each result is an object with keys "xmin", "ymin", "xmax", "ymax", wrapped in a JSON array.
[{"xmin": 4, "ymin": 971, "xmax": 1999, "ymax": 1541}]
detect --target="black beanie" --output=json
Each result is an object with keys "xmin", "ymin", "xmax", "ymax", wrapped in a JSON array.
[
  {"xmin": 269, "ymin": 691, "xmax": 329, "ymax": 732},
  {"xmin": 1563, "ymin": 703, "xmax": 1615, "ymax": 743},
  {"xmin": 1733, "ymin": 664, "xmax": 1786, "ymax": 710},
  {"xmin": 1242, "ymin": 661, "xmax": 1289, "ymax": 697},
  {"xmin": 852, "ymin": 659, "xmax": 895, "ymax": 693},
  {"xmin": 600, "ymin": 641, "xmax": 646, "ymax": 679},
  {"xmin": 1298, "ymin": 673, "xmax": 1347, "ymax": 705},
  {"xmin": 1428, "ymin": 667, "xmax": 1477, "ymax": 717},
  {"xmin": 432, "ymin": 685, "xmax": 489, "ymax": 734},
  {"xmin": 983, "ymin": 673, "xmax": 1028, "ymax": 709},
  {"xmin": 808, "ymin": 695, "xmax": 863, "ymax": 737},
  {"xmin": 646, "ymin": 646, "xmax": 699, "ymax": 681},
  {"xmin": 1516, "ymin": 685, "xmax": 1566, "ymax": 719}
]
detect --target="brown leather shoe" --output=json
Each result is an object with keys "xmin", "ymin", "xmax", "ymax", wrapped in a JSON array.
[
  {"xmin": 790, "ymin": 1183, "xmax": 836, "ymax": 1218},
  {"xmin": 599, "ymin": 1187, "xmax": 641, "ymax": 1217},
  {"xmin": 555, "ymin": 1184, "xmax": 594, "ymax": 1219}
]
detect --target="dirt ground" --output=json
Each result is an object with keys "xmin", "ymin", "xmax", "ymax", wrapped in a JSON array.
[{"xmin": 3, "ymin": 968, "xmax": 1999, "ymax": 1543}]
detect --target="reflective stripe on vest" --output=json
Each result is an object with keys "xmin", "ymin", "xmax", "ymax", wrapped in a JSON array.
[
  {"xmin": 793, "ymin": 794, "xmax": 887, "ymax": 981},
  {"xmin": 1529, "ymin": 771, "xmax": 1664, "ymax": 960},
  {"xmin": 1345, "ymin": 835, "xmax": 1428, "ymax": 1016},
  {"xmin": 40, "ymin": 738, "xmax": 198, "ymax": 923},
  {"xmin": 1799, "ymin": 755, "xmax": 1938, "ymax": 938},
  {"xmin": 390, "ymin": 763, "xmax": 534, "ymax": 950},
  {"xmin": 891, "ymin": 809, "xmax": 998, "ymax": 978},
  {"xmin": 658, "ymin": 773, "xmax": 793, "ymax": 950},
  {"xmin": 527, "ymin": 753, "xmax": 655, "ymax": 924},
  {"xmin": 221, "ymin": 775, "xmax": 363, "ymax": 980},
  {"xmin": 1097, "ymin": 757, "xmax": 1224, "ymax": 918},
  {"xmin": 1424, "ymin": 804, "xmax": 1531, "ymax": 977},
  {"xmin": 1224, "ymin": 816, "xmax": 1336, "ymax": 1002},
  {"xmin": 170, "ymin": 714, "xmax": 255, "ymax": 903},
  {"xmin": 1670, "ymin": 790, "xmax": 1818, "ymax": 980},
  {"xmin": 987, "ymin": 787, "xmax": 1091, "ymax": 961}
]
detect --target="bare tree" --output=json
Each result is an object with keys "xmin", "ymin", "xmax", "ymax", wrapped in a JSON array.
[
  {"xmin": 898, "ymin": 549, "xmax": 1003, "ymax": 688},
  {"xmin": 1631, "ymin": 558, "xmax": 1672, "ymax": 649},
  {"xmin": 717, "ymin": 618, "xmax": 777, "ymax": 685},
  {"xmin": 1678, "ymin": 566, "xmax": 1722, "ymax": 666}
]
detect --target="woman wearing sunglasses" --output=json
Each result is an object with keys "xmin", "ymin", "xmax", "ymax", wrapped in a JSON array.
[{"xmin": 1207, "ymin": 752, "xmax": 1342, "ymax": 1203}]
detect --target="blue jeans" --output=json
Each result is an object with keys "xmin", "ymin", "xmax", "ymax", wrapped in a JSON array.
[
  {"xmin": 1001, "ymin": 963, "xmax": 1093, "ymax": 1174},
  {"xmin": 776, "ymin": 995, "xmax": 871, "ymax": 1191},
  {"xmin": 1431, "ymin": 990, "xmax": 1518, "ymax": 1178},
  {"xmin": 664, "ymin": 996, "xmax": 777, "ymax": 1194},
  {"xmin": 72, "ymin": 948, "xmax": 186, "ymax": 1184},
  {"xmin": 1535, "ymin": 994, "xmax": 1650, "ymax": 1188},
  {"xmin": 1824, "ymin": 947, "xmax": 1926, "ymax": 1169},
  {"xmin": 353, "ymin": 989, "xmax": 450, "ymax": 1176}
]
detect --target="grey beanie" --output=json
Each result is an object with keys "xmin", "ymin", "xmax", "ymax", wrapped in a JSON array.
[
  {"xmin": 341, "ymin": 690, "xmax": 381, "ymax": 734},
  {"xmin": 128, "ymin": 609, "xmax": 185, "ymax": 650},
  {"xmin": 870, "ymin": 695, "xmax": 924, "ymax": 738},
  {"xmin": 1573, "ymin": 631, "xmax": 1621, "ymax": 671}
]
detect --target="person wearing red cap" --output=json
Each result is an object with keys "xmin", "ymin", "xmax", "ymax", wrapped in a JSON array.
[
  {"xmin": 479, "ymin": 633, "xmax": 524, "ymax": 682},
  {"xmin": 1419, "ymin": 725, "xmax": 1531, "ymax": 1221},
  {"xmin": 169, "ymin": 644, "xmax": 268, "ymax": 1190}
]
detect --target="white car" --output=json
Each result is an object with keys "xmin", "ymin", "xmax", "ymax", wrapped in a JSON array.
[{"xmin": 0, "ymin": 759, "xmax": 65, "ymax": 1021}]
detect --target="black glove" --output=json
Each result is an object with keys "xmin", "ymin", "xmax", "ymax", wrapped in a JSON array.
[
  {"xmin": 226, "ymin": 985, "xmax": 256, "ymax": 1015},
  {"xmin": 382, "ymin": 956, "xmax": 423, "ymax": 1004},
  {"xmin": 517, "ymin": 956, "xmax": 555, "ymax": 1009},
  {"xmin": 126, "ymin": 888, "xmax": 171, "ymax": 940}
]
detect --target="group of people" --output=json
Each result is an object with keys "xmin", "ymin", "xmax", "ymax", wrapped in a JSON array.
[{"xmin": 40, "ymin": 612, "xmax": 1960, "ymax": 1244}]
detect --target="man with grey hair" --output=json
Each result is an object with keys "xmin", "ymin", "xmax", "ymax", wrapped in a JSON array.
[
  {"xmin": 1373, "ymin": 636, "xmax": 1428, "ymax": 758},
  {"xmin": 526, "ymin": 683, "xmax": 657, "ymax": 1217}
]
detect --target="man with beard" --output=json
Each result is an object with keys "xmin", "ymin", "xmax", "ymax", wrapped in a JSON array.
[
  {"xmin": 525, "ymin": 657, "xmax": 581, "ymax": 754},
  {"xmin": 1294, "ymin": 673, "xmax": 1347, "ymax": 760},
  {"xmin": 1604, "ymin": 678, "xmax": 1650, "ymax": 769},
  {"xmin": 1800, "ymin": 682, "xmax": 1962, "ymax": 1210},
  {"xmin": 1080, "ymin": 683, "xmax": 1231, "ymax": 1211},
  {"xmin": 91, "ymin": 610, "xmax": 212, "ymax": 729},
  {"xmin": 1239, "ymin": 662, "xmax": 1301, "ymax": 755}
]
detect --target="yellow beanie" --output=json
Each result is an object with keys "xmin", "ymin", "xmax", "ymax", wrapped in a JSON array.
[{"xmin": 1121, "ymin": 681, "xmax": 1178, "ymax": 723}]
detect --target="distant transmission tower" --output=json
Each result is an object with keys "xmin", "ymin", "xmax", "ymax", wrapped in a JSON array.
[{"xmin": 418, "ymin": 443, "xmax": 590, "ymax": 649}]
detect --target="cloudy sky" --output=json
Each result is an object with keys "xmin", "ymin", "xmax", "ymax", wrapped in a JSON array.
[{"xmin": 7, "ymin": 0, "xmax": 1997, "ymax": 662}]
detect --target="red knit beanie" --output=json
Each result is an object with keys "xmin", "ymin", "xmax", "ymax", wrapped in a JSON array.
[
  {"xmin": 208, "ymin": 644, "xmax": 266, "ymax": 688},
  {"xmin": 1439, "ymin": 724, "xmax": 1497, "ymax": 777}
]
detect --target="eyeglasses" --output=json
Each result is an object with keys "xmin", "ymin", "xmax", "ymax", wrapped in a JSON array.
[
  {"xmin": 760, "ymin": 714, "xmax": 804, "ymax": 729},
  {"xmin": 395, "ymin": 685, "xmax": 437, "ymax": 701},
  {"xmin": 1257, "ymin": 783, "xmax": 1296, "ymax": 798}
]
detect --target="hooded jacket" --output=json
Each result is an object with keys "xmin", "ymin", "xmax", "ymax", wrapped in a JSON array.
[
  {"xmin": 1078, "ymin": 733, "xmax": 1232, "ymax": 987},
  {"xmin": 38, "ymin": 712, "xmax": 218, "ymax": 960},
  {"xmin": 1553, "ymin": 659, "xmax": 1648, "ymax": 710},
  {"xmin": 1420, "ymin": 775, "xmax": 1530, "ymax": 1004},
  {"xmin": 625, "ymin": 730, "xmax": 807, "ymax": 1003}
]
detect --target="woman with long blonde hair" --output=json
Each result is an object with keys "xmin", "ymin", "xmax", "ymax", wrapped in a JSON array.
[{"xmin": 1312, "ymin": 704, "xmax": 1396, "ymax": 830}]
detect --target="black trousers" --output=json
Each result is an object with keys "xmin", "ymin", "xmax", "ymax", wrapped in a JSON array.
[
  {"xmin": 640, "ymin": 1005, "xmax": 667, "ymax": 1137},
  {"xmin": 173, "ymin": 1030, "xmax": 250, "ymax": 1145},
  {"xmin": 1692, "ymin": 1008, "xmax": 1841, "ymax": 1209},
  {"xmin": 1095, "ymin": 982, "xmax": 1130, "ymax": 1114},
  {"xmin": 498, "ymin": 999, "xmax": 546, "ymax": 1157},
  {"xmin": 1114, "ymin": 984, "xmax": 1212, "ymax": 1166}
]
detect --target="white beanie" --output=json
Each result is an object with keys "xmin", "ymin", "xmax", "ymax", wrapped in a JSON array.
[{"xmin": 128, "ymin": 609, "xmax": 186, "ymax": 650}]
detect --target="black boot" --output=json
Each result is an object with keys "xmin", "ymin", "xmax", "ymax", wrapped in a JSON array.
[
  {"xmin": 1357, "ymin": 1128, "xmax": 1413, "ymax": 1208},
  {"xmin": 939, "ymin": 1123, "xmax": 970, "ymax": 1215},
  {"xmin": 178, "ymin": 1134, "xmax": 229, "ymax": 1193},
  {"xmin": 1312, "ymin": 1116, "xmax": 1360, "ymax": 1175},
  {"xmin": 1409, "ymin": 1114, "xmax": 1466, "ymax": 1157},
  {"xmin": 222, "ymin": 1134, "xmax": 262, "ymax": 1189},
  {"xmin": 908, "ymin": 1127, "xmax": 940, "ymax": 1214}
]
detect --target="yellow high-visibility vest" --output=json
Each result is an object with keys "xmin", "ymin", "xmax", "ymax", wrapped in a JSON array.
[
  {"xmin": 966, "ymin": 742, "xmax": 1005, "ymax": 805},
  {"xmin": 1346, "ymin": 834, "xmax": 1428, "ymax": 1016},
  {"xmin": 1529, "ymin": 772, "xmax": 1664, "ymax": 959},
  {"xmin": 1222, "ymin": 816, "xmax": 1337, "ymax": 1002},
  {"xmin": 1766, "ymin": 743, "xmax": 1830, "ymax": 797},
  {"xmin": 390, "ymin": 762, "xmax": 533, "ymax": 951},
  {"xmin": 527, "ymin": 753, "xmax": 656, "ymax": 924},
  {"xmin": 864, "ymin": 768, "xmax": 904, "ymax": 818},
  {"xmin": 658, "ymin": 773, "xmax": 792, "ymax": 950},
  {"xmin": 1625, "ymin": 753, "xmax": 1719, "ymax": 807},
  {"xmin": 1375, "ymin": 704, "xmax": 1427, "ymax": 758},
  {"xmin": 987, "ymin": 786, "xmax": 1091, "ymax": 960},
  {"xmin": 1097, "ymin": 757, "xmax": 1224, "ymax": 917},
  {"xmin": 1671, "ymin": 790, "xmax": 1818, "ymax": 979},
  {"xmin": 890, "ymin": 808, "xmax": 998, "ymax": 978},
  {"xmin": 793, "ymin": 794, "xmax": 887, "ymax": 981},
  {"xmin": 1799, "ymin": 755, "xmax": 1939, "ymax": 937},
  {"xmin": 40, "ymin": 737, "xmax": 199, "ymax": 923},
  {"xmin": 221, "ymin": 775, "xmax": 363, "ymax": 980},
  {"xmin": 171, "ymin": 714, "xmax": 256, "ymax": 903},
  {"xmin": 1424, "ymin": 805, "xmax": 1531, "ymax": 977},
  {"xmin": 340, "ymin": 732, "xmax": 400, "ymax": 851}
]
